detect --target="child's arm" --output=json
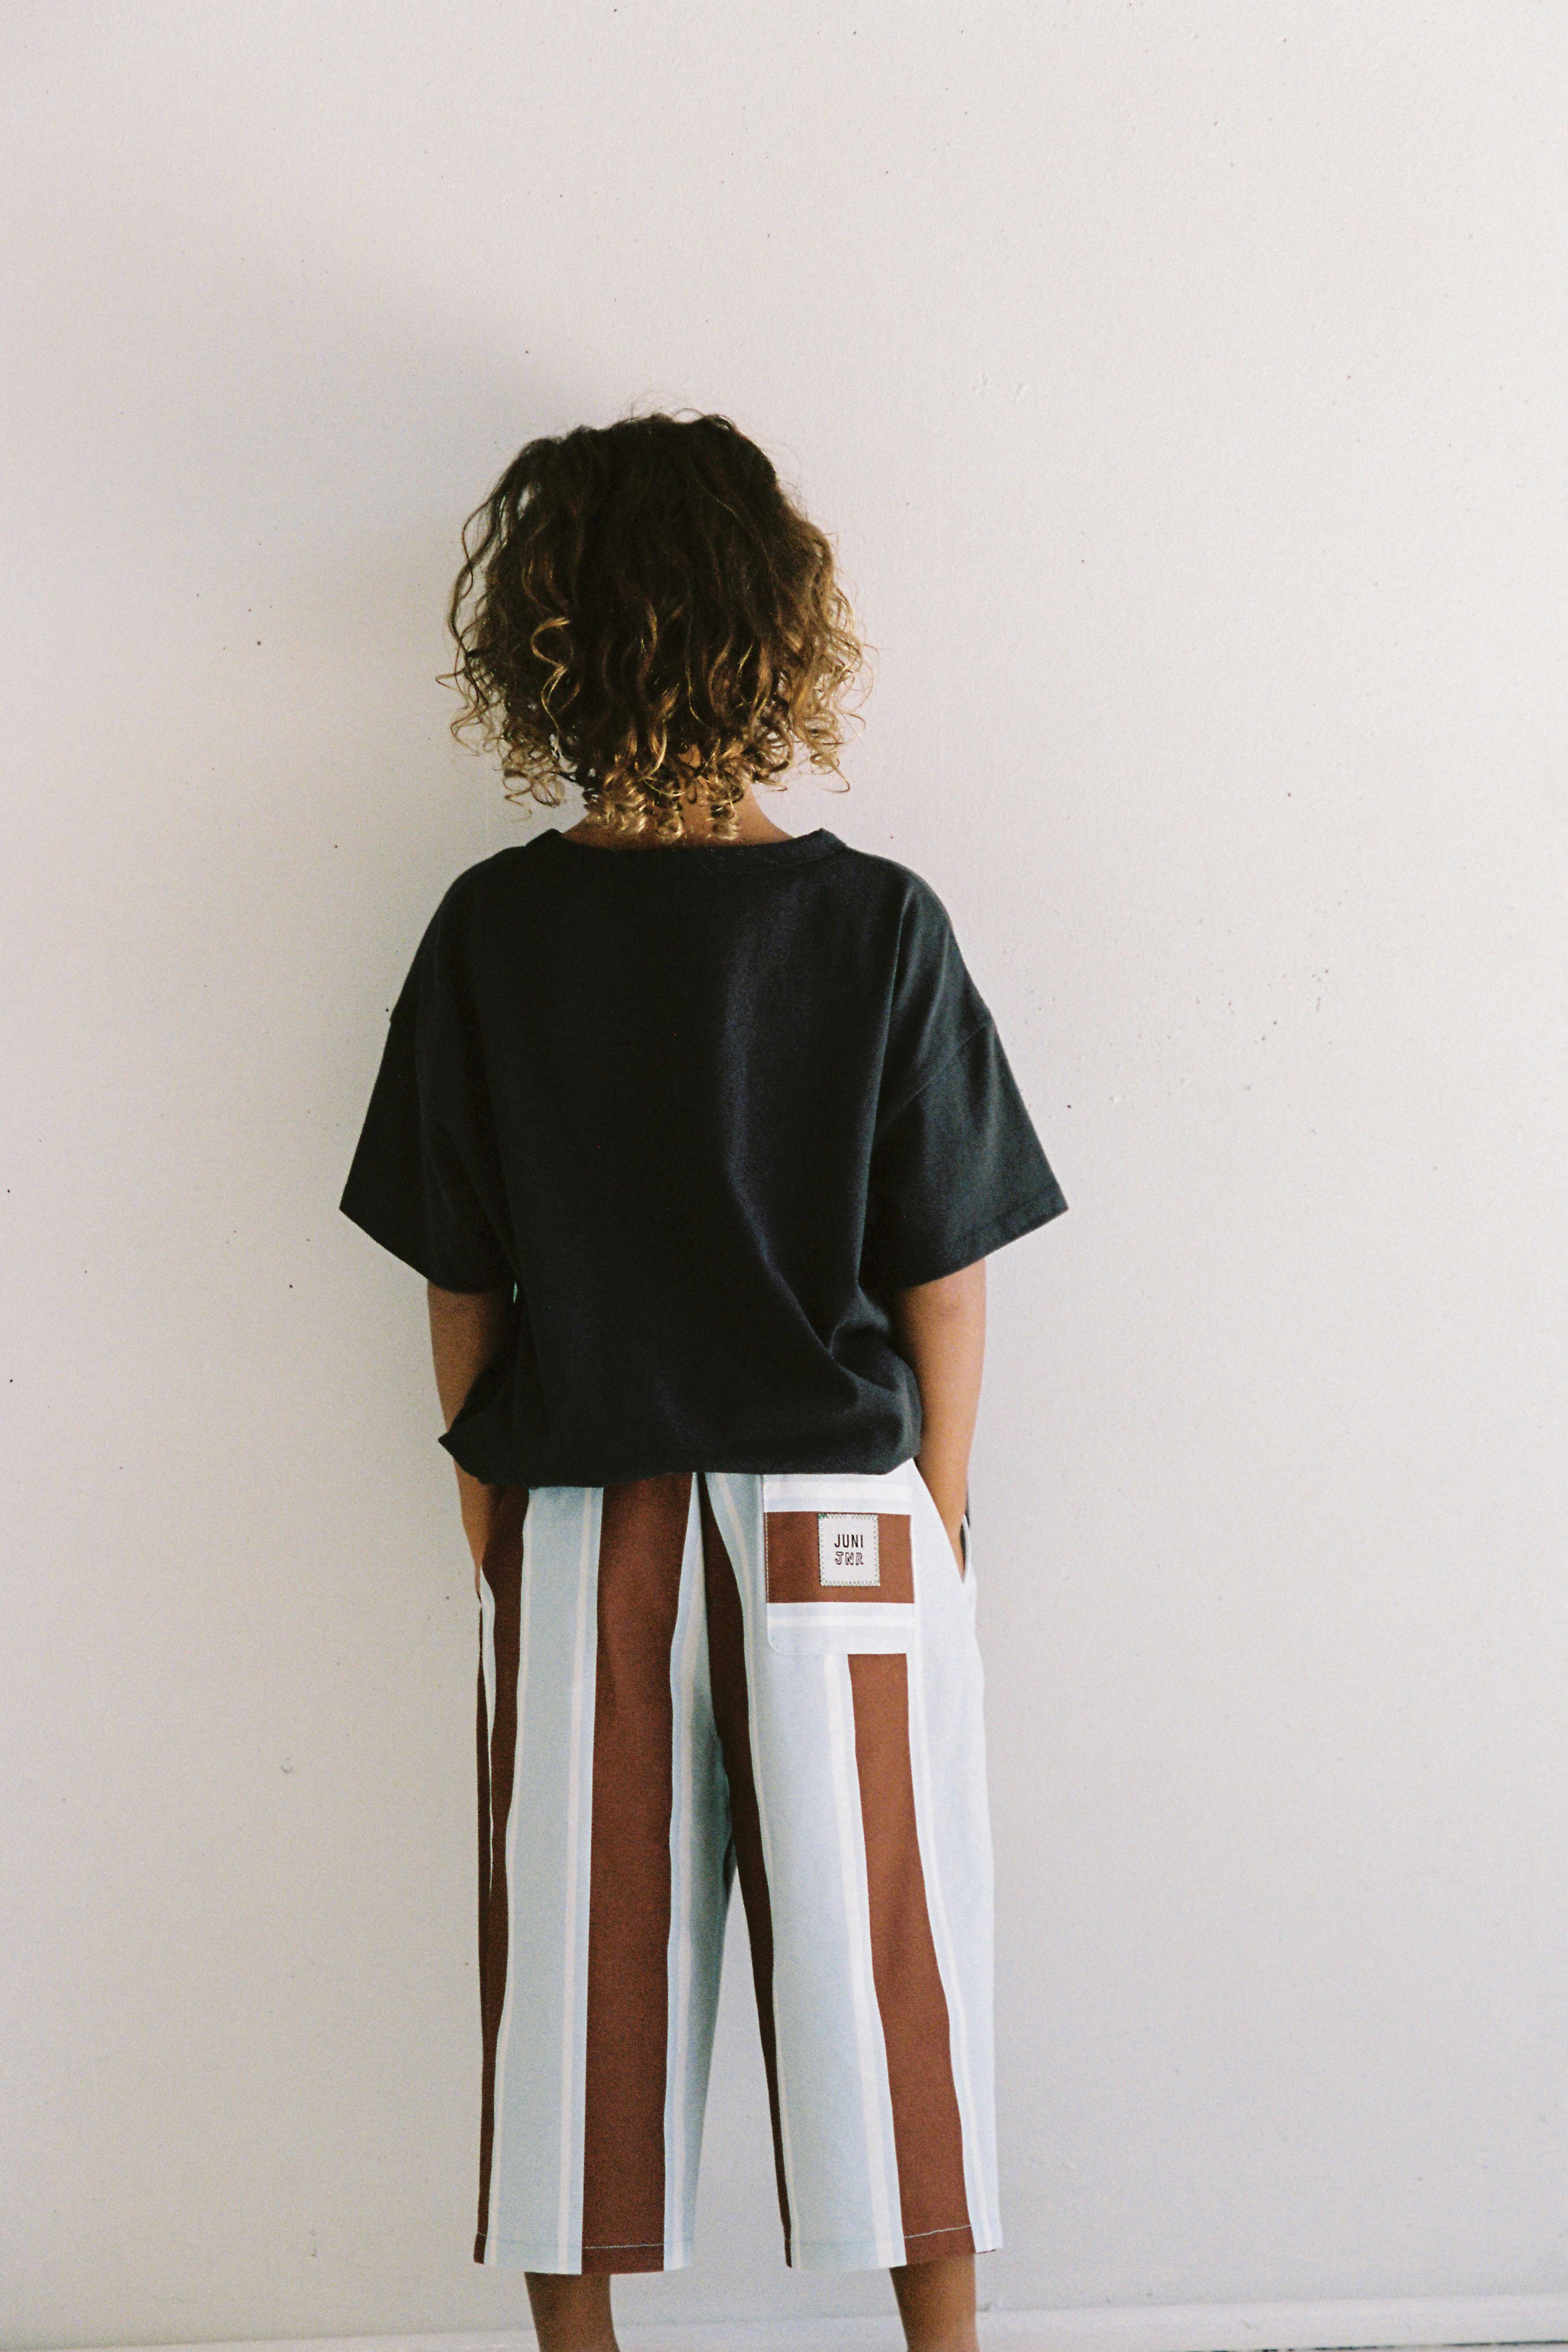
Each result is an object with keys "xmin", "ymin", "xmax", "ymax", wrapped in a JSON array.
[
  {"xmin": 888, "ymin": 1258, "xmax": 986, "ymax": 1567},
  {"xmin": 427, "ymin": 1280, "xmax": 514, "ymax": 1590}
]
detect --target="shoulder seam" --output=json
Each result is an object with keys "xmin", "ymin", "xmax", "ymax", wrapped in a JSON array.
[{"xmin": 880, "ymin": 1012, "xmax": 995, "ymax": 1126}]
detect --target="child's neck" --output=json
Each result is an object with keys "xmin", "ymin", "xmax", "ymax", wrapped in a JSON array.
[{"xmin": 565, "ymin": 783, "xmax": 794, "ymax": 850}]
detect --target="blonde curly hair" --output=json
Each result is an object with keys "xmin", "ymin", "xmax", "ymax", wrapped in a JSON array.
[{"xmin": 440, "ymin": 409, "xmax": 871, "ymax": 843}]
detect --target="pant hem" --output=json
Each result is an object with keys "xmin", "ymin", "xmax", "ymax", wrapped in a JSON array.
[
  {"xmin": 473, "ymin": 2235, "xmax": 687, "ymax": 2273},
  {"xmin": 787, "ymin": 2231, "xmax": 1003, "ymax": 2272}
]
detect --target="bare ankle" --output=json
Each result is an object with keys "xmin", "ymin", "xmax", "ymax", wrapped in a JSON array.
[
  {"xmin": 889, "ymin": 2250, "xmax": 980, "ymax": 2352},
  {"xmin": 523, "ymin": 2270, "xmax": 618, "ymax": 2352}
]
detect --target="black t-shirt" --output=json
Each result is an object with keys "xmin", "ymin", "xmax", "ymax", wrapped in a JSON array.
[{"xmin": 339, "ymin": 826, "xmax": 1068, "ymax": 1486}]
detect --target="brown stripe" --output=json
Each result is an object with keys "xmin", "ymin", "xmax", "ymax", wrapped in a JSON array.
[
  {"xmin": 475, "ymin": 1485, "xmax": 528, "ymax": 2263},
  {"xmin": 847, "ymin": 1652, "xmax": 974, "ymax": 2262},
  {"xmin": 763, "ymin": 1510, "xmax": 914, "ymax": 1604},
  {"xmin": 699, "ymin": 1478, "xmax": 792, "ymax": 2264},
  {"xmin": 578, "ymin": 1474, "xmax": 692, "ymax": 2274}
]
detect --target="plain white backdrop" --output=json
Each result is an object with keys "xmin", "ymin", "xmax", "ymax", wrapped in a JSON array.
[{"xmin": 2, "ymin": 3, "xmax": 1564, "ymax": 2345}]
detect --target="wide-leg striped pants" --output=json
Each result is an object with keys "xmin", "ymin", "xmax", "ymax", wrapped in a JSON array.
[{"xmin": 473, "ymin": 1458, "xmax": 1000, "ymax": 2274}]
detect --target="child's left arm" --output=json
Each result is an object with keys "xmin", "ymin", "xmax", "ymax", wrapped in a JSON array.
[{"xmin": 427, "ymin": 1280, "xmax": 514, "ymax": 1593}]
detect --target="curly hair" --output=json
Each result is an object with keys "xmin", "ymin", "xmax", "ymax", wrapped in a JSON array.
[{"xmin": 439, "ymin": 409, "xmax": 871, "ymax": 843}]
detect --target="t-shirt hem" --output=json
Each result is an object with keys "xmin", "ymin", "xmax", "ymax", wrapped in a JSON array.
[
  {"xmin": 438, "ymin": 1420, "xmax": 929, "ymax": 1489},
  {"xmin": 881, "ymin": 1182, "xmax": 1069, "ymax": 1289},
  {"xmin": 338, "ymin": 1191, "xmax": 510, "ymax": 1295}
]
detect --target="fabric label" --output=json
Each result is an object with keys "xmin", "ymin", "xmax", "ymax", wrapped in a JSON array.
[{"xmin": 817, "ymin": 1513, "xmax": 881, "ymax": 1586}]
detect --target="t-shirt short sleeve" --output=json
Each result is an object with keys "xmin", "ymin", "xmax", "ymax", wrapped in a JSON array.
[
  {"xmin": 338, "ymin": 901, "xmax": 514, "ymax": 1295},
  {"xmin": 862, "ymin": 886, "xmax": 1069, "ymax": 1293}
]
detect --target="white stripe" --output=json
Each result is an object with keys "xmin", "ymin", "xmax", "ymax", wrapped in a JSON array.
[
  {"xmin": 906, "ymin": 1571, "xmax": 992, "ymax": 2248},
  {"xmin": 707, "ymin": 1474, "xmax": 800, "ymax": 2247},
  {"xmin": 483, "ymin": 1503, "xmax": 535, "ymax": 2263},
  {"xmin": 823, "ymin": 1650, "xmax": 902, "ymax": 2266},
  {"xmin": 555, "ymin": 1489, "xmax": 598, "ymax": 2268},
  {"xmin": 761, "ymin": 1464, "xmax": 915, "ymax": 1514},
  {"xmin": 664, "ymin": 1483, "xmax": 704, "ymax": 2264},
  {"xmin": 765, "ymin": 1600, "xmax": 915, "ymax": 1653}
]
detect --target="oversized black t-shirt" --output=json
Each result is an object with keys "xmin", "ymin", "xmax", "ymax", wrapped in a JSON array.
[{"xmin": 339, "ymin": 826, "xmax": 1068, "ymax": 1485}]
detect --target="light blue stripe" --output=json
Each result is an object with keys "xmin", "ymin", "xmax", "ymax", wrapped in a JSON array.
[
  {"xmin": 555, "ymin": 1490, "xmax": 598, "ymax": 2266},
  {"xmin": 484, "ymin": 1514, "xmax": 535, "ymax": 2260},
  {"xmin": 907, "ymin": 1460, "xmax": 1002, "ymax": 2248},
  {"xmin": 487, "ymin": 1485, "xmax": 601, "ymax": 2269}
]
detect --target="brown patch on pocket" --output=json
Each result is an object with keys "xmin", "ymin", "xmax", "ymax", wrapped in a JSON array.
[{"xmin": 763, "ymin": 1512, "xmax": 914, "ymax": 1606}]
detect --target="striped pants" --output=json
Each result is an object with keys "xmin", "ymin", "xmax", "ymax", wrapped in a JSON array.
[{"xmin": 474, "ymin": 1460, "xmax": 1000, "ymax": 2274}]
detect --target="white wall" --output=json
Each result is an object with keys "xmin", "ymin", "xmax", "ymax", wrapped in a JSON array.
[{"xmin": 3, "ymin": 3, "xmax": 1564, "ymax": 2345}]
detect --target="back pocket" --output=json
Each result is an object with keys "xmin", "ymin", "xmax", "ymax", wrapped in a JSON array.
[{"xmin": 762, "ymin": 1466, "xmax": 917, "ymax": 1655}]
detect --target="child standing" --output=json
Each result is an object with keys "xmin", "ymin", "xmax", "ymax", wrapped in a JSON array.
[{"xmin": 340, "ymin": 412, "xmax": 1068, "ymax": 2352}]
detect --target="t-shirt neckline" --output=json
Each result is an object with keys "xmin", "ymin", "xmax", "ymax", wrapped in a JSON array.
[{"xmin": 540, "ymin": 825, "xmax": 840, "ymax": 876}]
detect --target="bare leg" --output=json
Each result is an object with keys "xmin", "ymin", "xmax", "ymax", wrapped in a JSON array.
[
  {"xmin": 891, "ymin": 2251, "xmax": 981, "ymax": 2352},
  {"xmin": 524, "ymin": 2272, "xmax": 618, "ymax": 2352}
]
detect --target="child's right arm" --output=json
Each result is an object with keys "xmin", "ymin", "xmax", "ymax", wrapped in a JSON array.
[
  {"xmin": 888, "ymin": 1258, "xmax": 986, "ymax": 1570},
  {"xmin": 427, "ymin": 1278, "xmax": 515, "ymax": 1594}
]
